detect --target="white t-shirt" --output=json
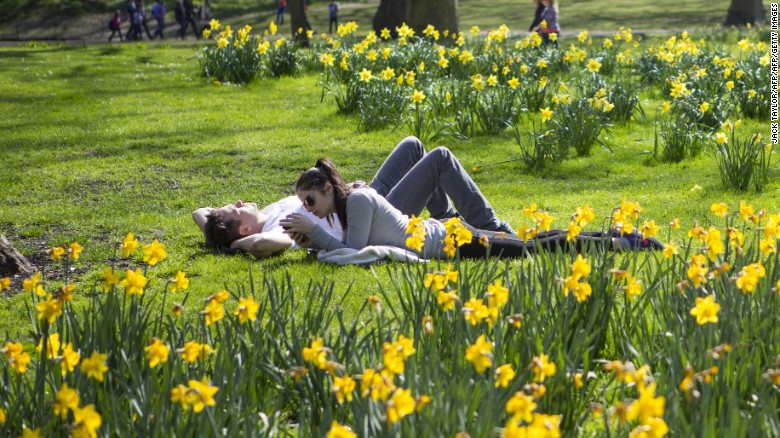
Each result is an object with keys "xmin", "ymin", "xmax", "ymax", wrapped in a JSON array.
[{"xmin": 261, "ymin": 196, "xmax": 343, "ymax": 249}]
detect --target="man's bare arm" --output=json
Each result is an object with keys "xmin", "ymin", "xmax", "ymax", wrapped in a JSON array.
[{"xmin": 230, "ymin": 232, "xmax": 294, "ymax": 258}]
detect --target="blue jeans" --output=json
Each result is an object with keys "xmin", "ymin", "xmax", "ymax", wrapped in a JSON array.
[{"xmin": 369, "ymin": 136, "xmax": 501, "ymax": 231}]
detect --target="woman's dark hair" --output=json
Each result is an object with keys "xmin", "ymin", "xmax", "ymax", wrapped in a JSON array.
[{"xmin": 295, "ymin": 158, "xmax": 353, "ymax": 230}]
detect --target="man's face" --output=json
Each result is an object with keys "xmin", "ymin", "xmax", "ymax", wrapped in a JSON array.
[{"xmin": 216, "ymin": 201, "xmax": 259, "ymax": 229}]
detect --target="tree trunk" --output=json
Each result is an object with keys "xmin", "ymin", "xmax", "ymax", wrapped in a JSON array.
[
  {"xmin": 725, "ymin": 0, "xmax": 766, "ymax": 26},
  {"xmin": 0, "ymin": 235, "xmax": 34, "ymax": 278},
  {"xmin": 406, "ymin": 0, "xmax": 458, "ymax": 36},
  {"xmin": 288, "ymin": 0, "xmax": 310, "ymax": 47},
  {"xmin": 372, "ymin": 0, "xmax": 458, "ymax": 37},
  {"xmin": 372, "ymin": 0, "xmax": 406, "ymax": 37}
]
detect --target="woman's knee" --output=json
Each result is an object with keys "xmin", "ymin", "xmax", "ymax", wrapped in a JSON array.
[
  {"xmin": 397, "ymin": 136, "xmax": 425, "ymax": 160},
  {"xmin": 430, "ymin": 146, "xmax": 453, "ymax": 162}
]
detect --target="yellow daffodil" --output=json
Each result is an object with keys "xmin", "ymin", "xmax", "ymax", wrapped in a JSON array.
[
  {"xmin": 625, "ymin": 277, "xmax": 642, "ymax": 301},
  {"xmin": 51, "ymin": 246, "xmax": 65, "ymax": 261},
  {"xmin": 506, "ymin": 391, "xmax": 536, "ymax": 422},
  {"xmin": 326, "ymin": 421, "xmax": 357, "ymax": 438},
  {"xmin": 73, "ymin": 404, "xmax": 102, "ymax": 438},
  {"xmin": 187, "ymin": 377, "xmax": 219, "ymax": 413},
  {"xmin": 495, "ymin": 363, "xmax": 516, "ymax": 388},
  {"xmin": 690, "ymin": 295, "xmax": 720, "ymax": 325},
  {"xmin": 202, "ymin": 299, "xmax": 224, "ymax": 326},
  {"xmin": 4, "ymin": 342, "xmax": 31, "ymax": 373},
  {"xmin": 53, "ymin": 382, "xmax": 80, "ymax": 419},
  {"xmin": 320, "ymin": 53, "xmax": 335, "ymax": 67},
  {"xmin": 386, "ymin": 388, "xmax": 415, "ymax": 424},
  {"xmin": 145, "ymin": 338, "xmax": 169, "ymax": 368},
  {"xmin": 437, "ymin": 290, "xmax": 459, "ymax": 311},
  {"xmin": 735, "ymin": 262, "xmax": 765, "ymax": 294},
  {"xmin": 358, "ymin": 68, "xmax": 373, "ymax": 82},
  {"xmin": 22, "ymin": 272, "xmax": 46, "ymax": 297},
  {"xmin": 121, "ymin": 268, "xmax": 147, "ymax": 296},
  {"xmin": 68, "ymin": 241, "xmax": 83, "ymax": 260},
  {"xmin": 80, "ymin": 351, "xmax": 109, "ymax": 382},
  {"xmin": 540, "ymin": 107, "xmax": 553, "ymax": 123},
  {"xmin": 121, "ymin": 233, "xmax": 139, "ymax": 258},
  {"xmin": 101, "ymin": 268, "xmax": 119, "ymax": 292},
  {"xmin": 37, "ymin": 332, "xmax": 61, "ymax": 359},
  {"xmin": 627, "ymin": 382, "xmax": 665, "ymax": 423},
  {"xmin": 532, "ymin": 353, "xmax": 556, "ymax": 382},
  {"xmin": 60, "ymin": 343, "xmax": 80, "ymax": 376},
  {"xmin": 465, "ymin": 335, "xmax": 493, "ymax": 373},
  {"xmin": 662, "ymin": 242, "xmax": 678, "ymax": 259},
  {"xmin": 142, "ymin": 239, "xmax": 167, "ymax": 265},
  {"xmin": 411, "ymin": 89, "xmax": 426, "ymax": 104},
  {"xmin": 36, "ymin": 294, "xmax": 63, "ymax": 324},
  {"xmin": 587, "ymin": 58, "xmax": 602, "ymax": 73},
  {"xmin": 234, "ymin": 296, "xmax": 259, "ymax": 323},
  {"xmin": 462, "ymin": 298, "xmax": 489, "ymax": 325},
  {"xmin": 170, "ymin": 271, "xmax": 189, "ymax": 293}
]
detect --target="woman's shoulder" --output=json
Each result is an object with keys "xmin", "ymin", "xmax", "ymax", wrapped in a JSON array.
[{"xmin": 347, "ymin": 186, "xmax": 380, "ymax": 203}]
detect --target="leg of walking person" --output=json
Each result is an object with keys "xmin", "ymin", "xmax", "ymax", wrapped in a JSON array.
[
  {"xmin": 370, "ymin": 136, "xmax": 456, "ymax": 220},
  {"xmin": 383, "ymin": 147, "xmax": 502, "ymax": 231}
]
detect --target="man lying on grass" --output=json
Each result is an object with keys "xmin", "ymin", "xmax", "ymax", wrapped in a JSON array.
[{"xmin": 192, "ymin": 197, "xmax": 343, "ymax": 258}]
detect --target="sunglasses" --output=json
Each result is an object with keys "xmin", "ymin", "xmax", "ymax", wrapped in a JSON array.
[{"xmin": 303, "ymin": 194, "xmax": 315, "ymax": 208}]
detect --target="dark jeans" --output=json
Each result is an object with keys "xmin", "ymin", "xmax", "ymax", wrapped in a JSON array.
[
  {"xmin": 179, "ymin": 17, "xmax": 199, "ymax": 39},
  {"xmin": 108, "ymin": 28, "xmax": 123, "ymax": 42},
  {"xmin": 458, "ymin": 227, "xmax": 612, "ymax": 259},
  {"xmin": 276, "ymin": 7, "xmax": 285, "ymax": 23},
  {"xmin": 329, "ymin": 16, "xmax": 337, "ymax": 33},
  {"xmin": 152, "ymin": 18, "xmax": 165, "ymax": 39}
]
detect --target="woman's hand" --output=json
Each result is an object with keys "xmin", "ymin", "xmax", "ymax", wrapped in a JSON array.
[
  {"xmin": 289, "ymin": 232, "xmax": 313, "ymax": 248},
  {"xmin": 280, "ymin": 213, "xmax": 315, "ymax": 234}
]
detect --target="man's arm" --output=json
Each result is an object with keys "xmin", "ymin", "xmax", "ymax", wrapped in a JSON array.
[
  {"xmin": 230, "ymin": 232, "xmax": 294, "ymax": 258},
  {"xmin": 192, "ymin": 207, "xmax": 215, "ymax": 246}
]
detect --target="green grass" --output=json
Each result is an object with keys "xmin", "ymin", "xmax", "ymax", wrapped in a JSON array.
[{"xmin": 0, "ymin": 35, "xmax": 777, "ymax": 341}]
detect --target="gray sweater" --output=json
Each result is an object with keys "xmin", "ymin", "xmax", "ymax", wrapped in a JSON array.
[{"xmin": 307, "ymin": 187, "xmax": 449, "ymax": 258}]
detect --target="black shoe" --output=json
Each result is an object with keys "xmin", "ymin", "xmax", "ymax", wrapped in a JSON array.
[
  {"xmin": 495, "ymin": 220, "xmax": 517, "ymax": 236},
  {"xmin": 611, "ymin": 230, "xmax": 664, "ymax": 250}
]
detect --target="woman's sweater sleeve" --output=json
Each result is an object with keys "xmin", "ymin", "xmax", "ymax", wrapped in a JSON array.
[{"xmin": 306, "ymin": 191, "xmax": 375, "ymax": 252}]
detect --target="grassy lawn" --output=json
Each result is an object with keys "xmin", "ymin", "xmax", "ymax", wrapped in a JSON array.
[
  {"xmin": 0, "ymin": 35, "xmax": 776, "ymax": 336},
  {"xmin": 0, "ymin": 16, "xmax": 778, "ymax": 435}
]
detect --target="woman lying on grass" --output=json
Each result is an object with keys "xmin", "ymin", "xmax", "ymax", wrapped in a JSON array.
[
  {"xmin": 194, "ymin": 136, "xmax": 515, "ymax": 258},
  {"xmin": 280, "ymin": 149, "xmax": 664, "ymax": 259}
]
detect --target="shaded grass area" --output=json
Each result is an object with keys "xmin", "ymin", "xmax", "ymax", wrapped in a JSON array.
[{"xmin": 0, "ymin": 42, "xmax": 777, "ymax": 340}]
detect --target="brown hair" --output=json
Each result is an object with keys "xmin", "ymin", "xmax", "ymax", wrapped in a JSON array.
[
  {"xmin": 295, "ymin": 158, "xmax": 354, "ymax": 231},
  {"xmin": 204, "ymin": 209, "xmax": 241, "ymax": 247}
]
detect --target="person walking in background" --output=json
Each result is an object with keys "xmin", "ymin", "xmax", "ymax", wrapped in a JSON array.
[
  {"xmin": 538, "ymin": 0, "xmax": 560, "ymax": 45},
  {"xmin": 174, "ymin": 0, "xmax": 185, "ymax": 37},
  {"xmin": 528, "ymin": 0, "xmax": 544, "ymax": 32},
  {"xmin": 137, "ymin": 0, "xmax": 154, "ymax": 40},
  {"xmin": 328, "ymin": 0, "xmax": 339, "ymax": 33},
  {"xmin": 126, "ymin": 0, "xmax": 138, "ymax": 40},
  {"xmin": 276, "ymin": 0, "xmax": 286, "ymax": 24},
  {"xmin": 151, "ymin": 0, "xmax": 165, "ymax": 39},
  {"xmin": 180, "ymin": 0, "xmax": 200, "ymax": 39},
  {"xmin": 108, "ymin": 10, "xmax": 123, "ymax": 42}
]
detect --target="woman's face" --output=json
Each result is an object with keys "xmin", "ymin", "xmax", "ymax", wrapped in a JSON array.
[{"xmin": 297, "ymin": 184, "xmax": 335, "ymax": 218}]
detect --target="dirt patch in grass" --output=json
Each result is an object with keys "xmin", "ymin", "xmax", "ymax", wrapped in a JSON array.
[{"xmin": 0, "ymin": 224, "xmax": 135, "ymax": 295}]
